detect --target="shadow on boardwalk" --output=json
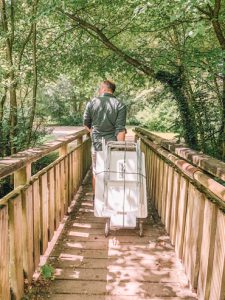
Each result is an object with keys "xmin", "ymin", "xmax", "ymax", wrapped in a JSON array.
[{"xmin": 31, "ymin": 173, "xmax": 197, "ymax": 300}]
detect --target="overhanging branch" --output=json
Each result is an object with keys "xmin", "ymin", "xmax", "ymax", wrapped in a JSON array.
[{"xmin": 58, "ymin": 8, "xmax": 155, "ymax": 78}]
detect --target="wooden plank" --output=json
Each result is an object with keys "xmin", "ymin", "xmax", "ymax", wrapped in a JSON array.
[
  {"xmin": 147, "ymin": 149, "xmax": 151, "ymax": 197},
  {"xmin": 165, "ymin": 166, "xmax": 174, "ymax": 233},
  {"xmin": 78, "ymin": 145, "xmax": 82, "ymax": 186},
  {"xmin": 68, "ymin": 153, "xmax": 73, "ymax": 202},
  {"xmin": 22, "ymin": 185, "xmax": 34, "ymax": 283},
  {"xmin": 152, "ymin": 153, "xmax": 158, "ymax": 205},
  {"xmin": 72, "ymin": 151, "xmax": 76, "ymax": 194},
  {"xmin": 64, "ymin": 156, "xmax": 69, "ymax": 211},
  {"xmin": 209, "ymin": 209, "xmax": 225, "ymax": 300},
  {"xmin": 149, "ymin": 149, "xmax": 154, "ymax": 200},
  {"xmin": 154, "ymin": 155, "xmax": 160, "ymax": 209},
  {"xmin": 60, "ymin": 160, "xmax": 65, "ymax": 220},
  {"xmin": 48, "ymin": 168, "xmax": 55, "ymax": 240},
  {"xmin": 42, "ymin": 295, "xmax": 193, "ymax": 300},
  {"xmin": 82, "ymin": 142, "xmax": 85, "ymax": 179},
  {"xmin": 8, "ymin": 194, "xmax": 24, "ymax": 299},
  {"xmin": 33, "ymin": 179, "xmax": 41, "ymax": 270},
  {"xmin": 0, "ymin": 205, "xmax": 10, "ymax": 300},
  {"xmin": 52, "ymin": 267, "xmax": 188, "ymax": 283},
  {"xmin": 182, "ymin": 184, "xmax": 204, "ymax": 288},
  {"xmin": 74, "ymin": 149, "xmax": 79, "ymax": 193},
  {"xmin": 197, "ymin": 199, "xmax": 217, "ymax": 300},
  {"xmin": 170, "ymin": 171, "xmax": 180, "ymax": 245},
  {"xmin": 145, "ymin": 147, "xmax": 150, "ymax": 195},
  {"xmin": 55, "ymin": 164, "xmax": 60, "ymax": 229},
  {"xmin": 49, "ymin": 280, "xmax": 196, "ymax": 298},
  {"xmin": 68, "ymin": 153, "xmax": 72, "ymax": 205},
  {"xmin": 157, "ymin": 159, "xmax": 164, "ymax": 216},
  {"xmin": 175, "ymin": 176, "xmax": 188, "ymax": 259},
  {"xmin": 40, "ymin": 173, "xmax": 49, "ymax": 254},
  {"xmin": 161, "ymin": 163, "xmax": 169, "ymax": 224}
]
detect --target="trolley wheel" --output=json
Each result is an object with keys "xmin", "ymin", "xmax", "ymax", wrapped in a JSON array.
[
  {"xmin": 105, "ymin": 219, "xmax": 110, "ymax": 237},
  {"xmin": 139, "ymin": 220, "xmax": 143, "ymax": 237}
]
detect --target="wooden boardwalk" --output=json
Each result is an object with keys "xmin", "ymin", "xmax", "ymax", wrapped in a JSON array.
[{"xmin": 41, "ymin": 174, "xmax": 197, "ymax": 300}]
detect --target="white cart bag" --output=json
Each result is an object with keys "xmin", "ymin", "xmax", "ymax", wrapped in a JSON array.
[{"xmin": 94, "ymin": 140, "xmax": 148, "ymax": 237}]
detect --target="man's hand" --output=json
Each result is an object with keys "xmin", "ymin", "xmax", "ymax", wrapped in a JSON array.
[
  {"xmin": 117, "ymin": 130, "xmax": 126, "ymax": 141},
  {"xmin": 84, "ymin": 126, "xmax": 92, "ymax": 133}
]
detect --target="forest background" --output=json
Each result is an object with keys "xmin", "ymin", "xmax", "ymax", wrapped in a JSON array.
[{"xmin": 0, "ymin": 0, "xmax": 224, "ymax": 166}]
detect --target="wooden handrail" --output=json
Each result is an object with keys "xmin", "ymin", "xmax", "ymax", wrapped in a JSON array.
[
  {"xmin": 135, "ymin": 129, "xmax": 225, "ymax": 209},
  {"xmin": 0, "ymin": 129, "xmax": 92, "ymax": 300},
  {"xmin": 135, "ymin": 127, "xmax": 225, "ymax": 300},
  {"xmin": 135, "ymin": 126, "xmax": 225, "ymax": 181},
  {"xmin": 0, "ymin": 128, "xmax": 88, "ymax": 180}
]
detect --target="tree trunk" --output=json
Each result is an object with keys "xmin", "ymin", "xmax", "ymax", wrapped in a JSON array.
[
  {"xmin": 0, "ymin": 0, "xmax": 18, "ymax": 154},
  {"xmin": 218, "ymin": 74, "xmax": 225, "ymax": 159},
  {"xmin": 27, "ymin": 0, "xmax": 38, "ymax": 146},
  {"xmin": 155, "ymin": 68, "xmax": 198, "ymax": 148},
  {"xmin": 0, "ymin": 88, "xmax": 7, "ymax": 157}
]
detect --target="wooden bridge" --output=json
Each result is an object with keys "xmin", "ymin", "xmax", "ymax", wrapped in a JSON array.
[{"xmin": 0, "ymin": 128, "xmax": 224, "ymax": 300}]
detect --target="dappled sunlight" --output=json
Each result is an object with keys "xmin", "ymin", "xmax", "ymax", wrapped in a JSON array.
[
  {"xmin": 59, "ymin": 253, "xmax": 83, "ymax": 261},
  {"xmin": 72, "ymin": 222, "xmax": 92, "ymax": 228},
  {"xmin": 79, "ymin": 207, "xmax": 94, "ymax": 213},
  {"xmin": 68, "ymin": 231, "xmax": 89, "ymax": 237},
  {"xmin": 68, "ymin": 270, "xmax": 80, "ymax": 279},
  {"xmin": 81, "ymin": 201, "xmax": 93, "ymax": 207},
  {"xmin": 54, "ymin": 268, "xmax": 63, "ymax": 276},
  {"xmin": 65, "ymin": 242, "xmax": 84, "ymax": 248}
]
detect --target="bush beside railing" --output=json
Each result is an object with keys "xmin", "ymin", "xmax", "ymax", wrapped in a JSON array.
[{"xmin": 0, "ymin": 129, "xmax": 91, "ymax": 299}]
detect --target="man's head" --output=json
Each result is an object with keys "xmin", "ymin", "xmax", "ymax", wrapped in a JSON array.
[{"xmin": 98, "ymin": 80, "xmax": 116, "ymax": 95}]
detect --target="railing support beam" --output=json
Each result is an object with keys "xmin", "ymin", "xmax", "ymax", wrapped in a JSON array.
[{"xmin": 14, "ymin": 164, "xmax": 31, "ymax": 188}]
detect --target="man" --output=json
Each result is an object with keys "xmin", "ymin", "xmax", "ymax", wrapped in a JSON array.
[{"xmin": 83, "ymin": 80, "xmax": 127, "ymax": 193}]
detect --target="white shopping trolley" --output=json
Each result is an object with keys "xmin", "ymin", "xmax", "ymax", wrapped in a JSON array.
[{"xmin": 94, "ymin": 139, "xmax": 148, "ymax": 237}]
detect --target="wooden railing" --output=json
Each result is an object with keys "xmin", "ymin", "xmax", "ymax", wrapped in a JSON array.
[
  {"xmin": 135, "ymin": 127, "xmax": 225, "ymax": 300},
  {"xmin": 0, "ymin": 129, "xmax": 91, "ymax": 300}
]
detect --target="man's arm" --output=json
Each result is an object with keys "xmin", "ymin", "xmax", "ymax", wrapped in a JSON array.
[
  {"xmin": 83, "ymin": 102, "xmax": 92, "ymax": 132},
  {"xmin": 115, "ymin": 103, "xmax": 127, "ymax": 141}
]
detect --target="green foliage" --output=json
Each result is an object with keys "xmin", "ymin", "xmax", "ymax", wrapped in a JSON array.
[
  {"xmin": 40, "ymin": 264, "xmax": 55, "ymax": 280},
  {"xmin": 0, "ymin": 177, "xmax": 12, "ymax": 199},
  {"xmin": 32, "ymin": 152, "xmax": 59, "ymax": 176},
  {"xmin": 37, "ymin": 75, "xmax": 90, "ymax": 126},
  {"xmin": 0, "ymin": 0, "xmax": 225, "ymax": 160}
]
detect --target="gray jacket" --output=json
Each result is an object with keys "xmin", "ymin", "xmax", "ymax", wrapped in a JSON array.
[{"xmin": 83, "ymin": 93, "xmax": 127, "ymax": 151}]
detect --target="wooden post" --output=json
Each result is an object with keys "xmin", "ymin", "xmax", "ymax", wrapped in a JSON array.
[
  {"xmin": 77, "ymin": 136, "xmax": 83, "ymax": 145},
  {"xmin": 14, "ymin": 163, "xmax": 31, "ymax": 188},
  {"xmin": 0, "ymin": 205, "xmax": 10, "ymax": 300},
  {"xmin": 59, "ymin": 161, "xmax": 65, "ymax": 220},
  {"xmin": 170, "ymin": 171, "xmax": 180, "ymax": 245},
  {"xmin": 48, "ymin": 168, "xmax": 55, "ymax": 240},
  {"xmin": 175, "ymin": 176, "xmax": 188, "ymax": 259},
  {"xmin": 165, "ymin": 166, "xmax": 174, "ymax": 232},
  {"xmin": 209, "ymin": 209, "xmax": 225, "ymax": 300},
  {"xmin": 40, "ymin": 173, "xmax": 49, "ymax": 254},
  {"xmin": 21, "ymin": 185, "xmax": 34, "ymax": 283},
  {"xmin": 183, "ymin": 184, "xmax": 204, "ymax": 288},
  {"xmin": 161, "ymin": 163, "xmax": 169, "ymax": 224},
  {"xmin": 8, "ymin": 195, "xmax": 24, "ymax": 299},
  {"xmin": 197, "ymin": 199, "xmax": 217, "ymax": 300},
  {"xmin": 54, "ymin": 164, "xmax": 60, "ymax": 229},
  {"xmin": 32, "ymin": 179, "xmax": 40, "ymax": 270},
  {"xmin": 59, "ymin": 144, "xmax": 68, "ymax": 157}
]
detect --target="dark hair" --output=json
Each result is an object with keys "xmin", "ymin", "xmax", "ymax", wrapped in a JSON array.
[{"xmin": 103, "ymin": 80, "xmax": 116, "ymax": 93}]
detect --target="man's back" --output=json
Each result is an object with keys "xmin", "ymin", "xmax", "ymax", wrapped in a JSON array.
[{"xmin": 83, "ymin": 92, "xmax": 126, "ymax": 151}]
